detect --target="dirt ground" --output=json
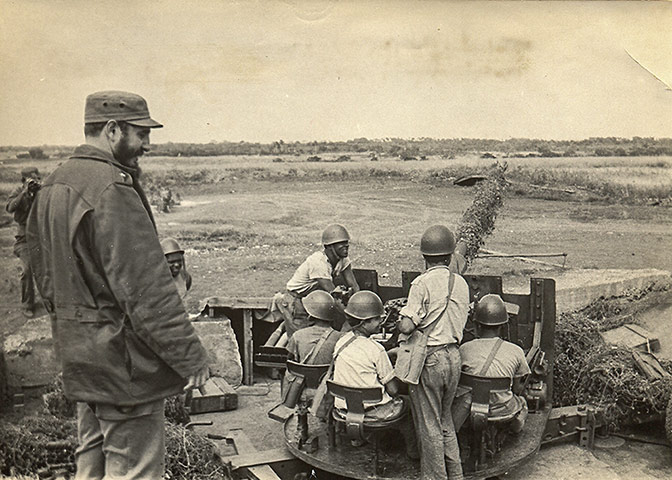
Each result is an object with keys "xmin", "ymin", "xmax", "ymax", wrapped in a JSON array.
[
  {"xmin": 164, "ymin": 179, "xmax": 672, "ymax": 310},
  {"xmin": 1, "ymin": 176, "xmax": 671, "ymax": 478}
]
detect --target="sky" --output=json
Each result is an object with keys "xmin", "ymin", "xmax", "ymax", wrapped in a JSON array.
[{"xmin": 0, "ymin": 0, "xmax": 671, "ymax": 145}]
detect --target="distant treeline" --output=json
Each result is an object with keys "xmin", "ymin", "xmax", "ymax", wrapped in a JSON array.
[{"xmin": 2, "ymin": 137, "xmax": 672, "ymax": 159}]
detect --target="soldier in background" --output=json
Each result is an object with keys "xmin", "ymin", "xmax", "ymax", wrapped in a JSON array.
[
  {"xmin": 161, "ymin": 237, "xmax": 192, "ymax": 299},
  {"xmin": 5, "ymin": 166, "xmax": 41, "ymax": 317}
]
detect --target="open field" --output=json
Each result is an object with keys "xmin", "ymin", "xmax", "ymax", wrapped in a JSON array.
[
  {"xmin": 1, "ymin": 154, "xmax": 671, "ymax": 478},
  {"xmin": 2, "ymin": 153, "xmax": 671, "ymax": 321},
  {"xmin": 2, "ymin": 153, "xmax": 671, "ymax": 204}
]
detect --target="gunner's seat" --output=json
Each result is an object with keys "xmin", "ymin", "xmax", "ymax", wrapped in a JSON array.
[
  {"xmin": 458, "ymin": 372, "xmax": 524, "ymax": 470},
  {"xmin": 327, "ymin": 380, "xmax": 409, "ymax": 475}
]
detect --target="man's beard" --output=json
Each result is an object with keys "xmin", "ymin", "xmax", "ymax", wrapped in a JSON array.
[{"xmin": 113, "ymin": 135, "xmax": 143, "ymax": 168}]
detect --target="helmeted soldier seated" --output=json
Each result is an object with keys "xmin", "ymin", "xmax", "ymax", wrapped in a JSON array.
[
  {"xmin": 282, "ymin": 290, "xmax": 342, "ymax": 405},
  {"xmin": 333, "ymin": 291, "xmax": 406, "ymax": 422},
  {"xmin": 286, "ymin": 290, "xmax": 342, "ymax": 365},
  {"xmin": 274, "ymin": 224, "xmax": 360, "ymax": 337},
  {"xmin": 452, "ymin": 294, "xmax": 531, "ymax": 434}
]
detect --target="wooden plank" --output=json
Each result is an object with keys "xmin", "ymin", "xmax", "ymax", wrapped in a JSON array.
[
  {"xmin": 247, "ymin": 465, "xmax": 282, "ymax": 480},
  {"xmin": 204, "ymin": 296, "xmax": 272, "ymax": 309},
  {"xmin": 480, "ymin": 248, "xmax": 567, "ymax": 269},
  {"xmin": 222, "ymin": 427, "xmax": 295, "ymax": 479},
  {"xmin": 600, "ymin": 324, "xmax": 660, "ymax": 353},
  {"xmin": 243, "ymin": 309, "xmax": 254, "ymax": 385},
  {"xmin": 226, "ymin": 427, "xmax": 255, "ymax": 454},
  {"xmin": 632, "ymin": 351, "xmax": 671, "ymax": 379},
  {"xmin": 224, "ymin": 448, "xmax": 296, "ymax": 469}
]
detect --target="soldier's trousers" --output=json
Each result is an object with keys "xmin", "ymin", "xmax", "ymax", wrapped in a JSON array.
[
  {"xmin": 13, "ymin": 241, "xmax": 35, "ymax": 310},
  {"xmin": 75, "ymin": 399, "xmax": 165, "ymax": 480},
  {"xmin": 410, "ymin": 345, "xmax": 463, "ymax": 480}
]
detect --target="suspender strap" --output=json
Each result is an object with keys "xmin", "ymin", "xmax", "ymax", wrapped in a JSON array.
[
  {"xmin": 478, "ymin": 338, "xmax": 504, "ymax": 376},
  {"xmin": 304, "ymin": 328, "xmax": 334, "ymax": 365},
  {"xmin": 322, "ymin": 334, "xmax": 358, "ymax": 382},
  {"xmin": 417, "ymin": 270, "xmax": 455, "ymax": 336},
  {"xmin": 333, "ymin": 334, "xmax": 357, "ymax": 360}
]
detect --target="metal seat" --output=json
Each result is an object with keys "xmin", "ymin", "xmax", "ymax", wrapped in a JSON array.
[
  {"xmin": 458, "ymin": 372, "xmax": 522, "ymax": 471},
  {"xmin": 270, "ymin": 361, "xmax": 331, "ymax": 450},
  {"xmin": 326, "ymin": 380, "xmax": 409, "ymax": 475},
  {"xmin": 286, "ymin": 360, "xmax": 330, "ymax": 390}
]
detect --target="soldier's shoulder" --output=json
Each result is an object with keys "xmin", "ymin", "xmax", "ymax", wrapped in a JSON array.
[
  {"xmin": 45, "ymin": 159, "xmax": 133, "ymax": 208},
  {"xmin": 52, "ymin": 158, "xmax": 133, "ymax": 189},
  {"xmin": 411, "ymin": 270, "xmax": 431, "ymax": 285}
]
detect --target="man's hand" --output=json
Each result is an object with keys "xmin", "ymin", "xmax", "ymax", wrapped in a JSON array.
[
  {"xmin": 183, "ymin": 364, "xmax": 210, "ymax": 392},
  {"xmin": 331, "ymin": 285, "xmax": 352, "ymax": 305}
]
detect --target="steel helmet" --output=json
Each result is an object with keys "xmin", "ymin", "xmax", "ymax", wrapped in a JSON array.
[
  {"xmin": 302, "ymin": 290, "xmax": 336, "ymax": 322},
  {"xmin": 160, "ymin": 237, "xmax": 184, "ymax": 256},
  {"xmin": 473, "ymin": 294, "xmax": 509, "ymax": 326},
  {"xmin": 321, "ymin": 224, "xmax": 350, "ymax": 246},
  {"xmin": 420, "ymin": 225, "xmax": 456, "ymax": 256},
  {"xmin": 344, "ymin": 290, "xmax": 384, "ymax": 322}
]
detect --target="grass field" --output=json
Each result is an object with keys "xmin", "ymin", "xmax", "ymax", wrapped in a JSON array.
[
  {"xmin": 1, "ymin": 152, "xmax": 671, "ymax": 479},
  {"xmin": 2, "ymin": 153, "xmax": 671, "ymax": 204},
  {"xmin": 1, "ymin": 153, "xmax": 671, "ymax": 323}
]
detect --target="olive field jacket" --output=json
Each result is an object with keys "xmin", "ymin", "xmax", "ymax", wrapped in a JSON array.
[{"xmin": 26, "ymin": 144, "xmax": 208, "ymax": 406}]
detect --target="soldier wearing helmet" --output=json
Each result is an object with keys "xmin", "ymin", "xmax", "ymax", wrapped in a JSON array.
[
  {"xmin": 280, "ymin": 291, "xmax": 343, "ymax": 407},
  {"xmin": 276, "ymin": 224, "xmax": 360, "ymax": 337},
  {"xmin": 161, "ymin": 237, "xmax": 192, "ymax": 299},
  {"xmin": 285, "ymin": 290, "xmax": 342, "ymax": 365},
  {"xmin": 452, "ymin": 294, "xmax": 531, "ymax": 434},
  {"xmin": 332, "ymin": 293, "xmax": 410, "ymax": 423},
  {"xmin": 397, "ymin": 225, "xmax": 470, "ymax": 480}
]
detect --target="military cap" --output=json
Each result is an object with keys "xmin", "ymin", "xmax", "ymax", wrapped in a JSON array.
[{"xmin": 84, "ymin": 91, "xmax": 162, "ymax": 128}]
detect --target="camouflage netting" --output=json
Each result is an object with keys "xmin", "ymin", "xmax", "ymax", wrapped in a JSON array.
[
  {"xmin": 553, "ymin": 282, "xmax": 672, "ymax": 430},
  {"xmin": 455, "ymin": 162, "xmax": 509, "ymax": 266},
  {"xmin": 0, "ymin": 415, "xmax": 77, "ymax": 477},
  {"xmin": 0, "ymin": 380, "xmax": 230, "ymax": 479},
  {"xmin": 383, "ymin": 162, "xmax": 509, "ymax": 324}
]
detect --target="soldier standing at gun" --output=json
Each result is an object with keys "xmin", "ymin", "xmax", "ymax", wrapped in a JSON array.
[
  {"xmin": 6, "ymin": 167, "xmax": 41, "ymax": 318},
  {"xmin": 397, "ymin": 225, "xmax": 470, "ymax": 480}
]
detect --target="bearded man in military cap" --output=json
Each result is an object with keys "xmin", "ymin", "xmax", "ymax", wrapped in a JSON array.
[
  {"xmin": 5, "ymin": 166, "xmax": 41, "ymax": 317},
  {"xmin": 26, "ymin": 91, "xmax": 209, "ymax": 480}
]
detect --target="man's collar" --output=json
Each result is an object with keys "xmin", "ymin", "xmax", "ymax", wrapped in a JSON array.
[
  {"xmin": 71, "ymin": 144, "xmax": 139, "ymax": 177},
  {"xmin": 426, "ymin": 264, "xmax": 450, "ymax": 273}
]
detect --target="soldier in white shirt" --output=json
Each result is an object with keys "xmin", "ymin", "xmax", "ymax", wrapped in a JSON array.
[
  {"xmin": 398, "ymin": 225, "xmax": 470, "ymax": 480},
  {"xmin": 277, "ymin": 224, "xmax": 360, "ymax": 337}
]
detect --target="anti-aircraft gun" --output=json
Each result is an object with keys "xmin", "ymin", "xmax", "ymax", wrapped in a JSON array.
[
  {"xmin": 273, "ymin": 266, "xmax": 601, "ymax": 480},
  {"xmin": 250, "ymin": 167, "xmax": 602, "ymax": 478}
]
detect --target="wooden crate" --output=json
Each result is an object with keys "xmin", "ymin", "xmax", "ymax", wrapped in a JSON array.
[{"xmin": 189, "ymin": 377, "xmax": 238, "ymax": 414}]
